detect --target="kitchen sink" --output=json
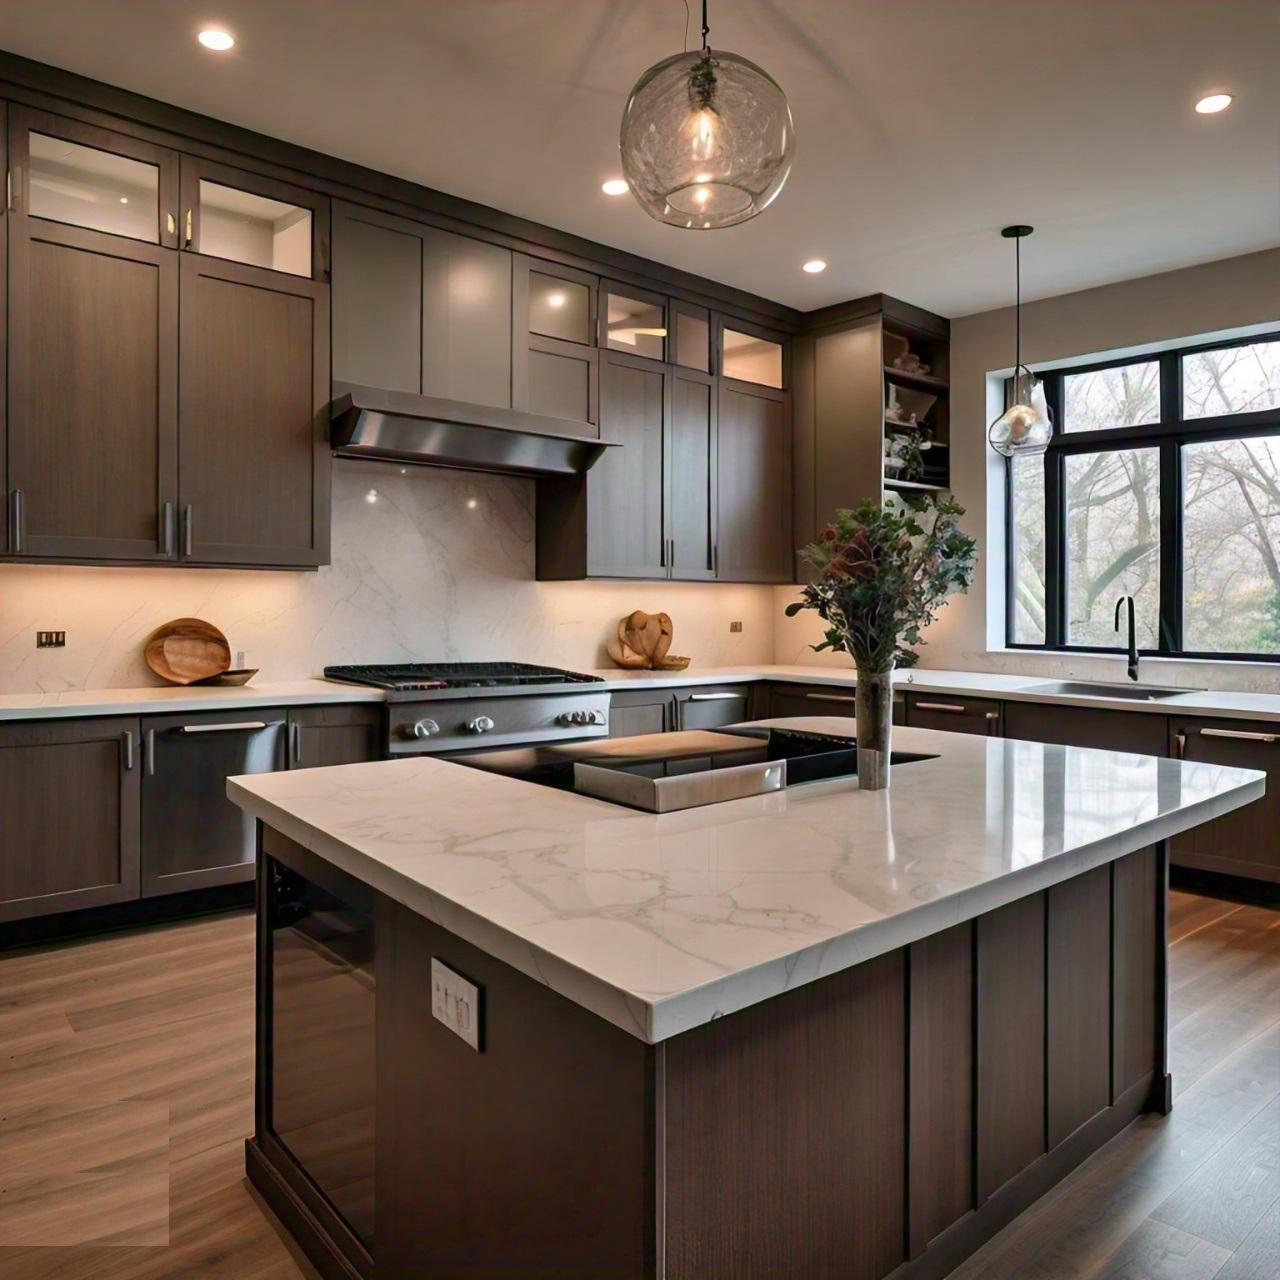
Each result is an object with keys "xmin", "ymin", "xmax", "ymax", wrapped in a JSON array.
[{"xmin": 1026, "ymin": 680, "xmax": 1203, "ymax": 701}]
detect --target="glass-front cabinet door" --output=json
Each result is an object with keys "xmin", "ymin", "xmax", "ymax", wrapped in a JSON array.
[{"xmin": 603, "ymin": 282, "xmax": 667, "ymax": 361}]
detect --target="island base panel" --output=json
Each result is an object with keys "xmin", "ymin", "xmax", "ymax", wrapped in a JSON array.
[{"xmin": 249, "ymin": 828, "xmax": 1167, "ymax": 1280}]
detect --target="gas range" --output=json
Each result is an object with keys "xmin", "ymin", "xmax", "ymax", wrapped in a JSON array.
[{"xmin": 323, "ymin": 662, "xmax": 611, "ymax": 755}]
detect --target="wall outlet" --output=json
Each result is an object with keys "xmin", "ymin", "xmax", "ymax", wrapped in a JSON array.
[
  {"xmin": 729, "ymin": 621, "xmax": 743, "ymax": 633},
  {"xmin": 431, "ymin": 958, "xmax": 482, "ymax": 1051},
  {"xmin": 235, "ymin": 650, "xmax": 247, "ymax": 669},
  {"xmin": 36, "ymin": 631, "xmax": 66, "ymax": 648}
]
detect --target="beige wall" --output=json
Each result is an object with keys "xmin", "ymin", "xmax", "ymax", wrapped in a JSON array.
[{"xmin": 777, "ymin": 248, "xmax": 1280, "ymax": 690}]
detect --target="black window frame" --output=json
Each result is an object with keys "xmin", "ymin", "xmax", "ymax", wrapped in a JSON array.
[{"xmin": 1005, "ymin": 331, "xmax": 1280, "ymax": 662}]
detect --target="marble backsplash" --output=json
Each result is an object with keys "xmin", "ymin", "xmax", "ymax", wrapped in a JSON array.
[{"xmin": 0, "ymin": 460, "xmax": 779, "ymax": 693}]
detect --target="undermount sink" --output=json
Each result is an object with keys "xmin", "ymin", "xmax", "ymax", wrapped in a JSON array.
[{"xmin": 1026, "ymin": 680, "xmax": 1203, "ymax": 701}]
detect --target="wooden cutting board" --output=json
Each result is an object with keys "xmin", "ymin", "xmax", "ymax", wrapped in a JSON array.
[{"xmin": 144, "ymin": 618, "xmax": 232, "ymax": 685}]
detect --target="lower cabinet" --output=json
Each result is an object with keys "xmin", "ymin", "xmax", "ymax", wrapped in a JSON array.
[
  {"xmin": 140, "ymin": 711, "xmax": 287, "ymax": 896},
  {"xmin": 608, "ymin": 690, "xmax": 671, "ymax": 739},
  {"xmin": 905, "ymin": 692, "xmax": 1002, "ymax": 736},
  {"xmin": 765, "ymin": 681, "xmax": 908, "ymax": 726},
  {"xmin": 1169, "ymin": 718, "xmax": 1280, "ymax": 884},
  {"xmin": 0, "ymin": 717, "xmax": 141, "ymax": 923},
  {"xmin": 288, "ymin": 704, "xmax": 384, "ymax": 769},
  {"xmin": 1002, "ymin": 702, "xmax": 1168, "ymax": 755},
  {"xmin": 673, "ymin": 685, "xmax": 757, "ymax": 731}
]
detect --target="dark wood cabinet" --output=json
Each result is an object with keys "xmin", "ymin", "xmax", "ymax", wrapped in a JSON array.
[
  {"xmin": 0, "ymin": 716, "xmax": 141, "ymax": 922},
  {"xmin": 5, "ymin": 107, "xmax": 180, "ymax": 562},
  {"xmin": 288, "ymin": 705, "xmax": 384, "ymax": 769},
  {"xmin": 608, "ymin": 690, "xmax": 671, "ymax": 739},
  {"xmin": 1002, "ymin": 701, "xmax": 1167, "ymax": 755},
  {"xmin": 513, "ymin": 254, "xmax": 599, "ymax": 429},
  {"xmin": 765, "ymin": 682, "xmax": 897, "ymax": 724},
  {"xmin": 1169, "ymin": 718, "xmax": 1279, "ymax": 883},
  {"xmin": 717, "ymin": 379, "xmax": 793, "ymax": 583},
  {"xmin": 673, "ymin": 685, "xmax": 756, "ymax": 731},
  {"xmin": 178, "ymin": 252, "xmax": 330, "ymax": 567},
  {"xmin": 669, "ymin": 368, "xmax": 717, "ymax": 581},
  {"xmin": 905, "ymin": 692, "xmax": 1002, "ymax": 736},
  {"xmin": 332, "ymin": 202, "xmax": 513, "ymax": 410}
]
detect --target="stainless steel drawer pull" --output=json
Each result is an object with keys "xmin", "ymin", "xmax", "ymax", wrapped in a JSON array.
[
  {"xmin": 122, "ymin": 730, "xmax": 134, "ymax": 771},
  {"xmin": 689, "ymin": 692, "xmax": 742, "ymax": 701},
  {"xmin": 914, "ymin": 702, "xmax": 968, "ymax": 713},
  {"xmin": 161, "ymin": 502, "xmax": 175, "ymax": 557},
  {"xmin": 183, "ymin": 504, "xmax": 194, "ymax": 557},
  {"xmin": 804, "ymin": 693, "xmax": 857, "ymax": 704},
  {"xmin": 146, "ymin": 728, "xmax": 156, "ymax": 775},
  {"xmin": 11, "ymin": 489, "xmax": 24, "ymax": 554},
  {"xmin": 178, "ymin": 721, "xmax": 270, "ymax": 733},
  {"xmin": 1198, "ymin": 728, "xmax": 1278, "ymax": 744},
  {"xmin": 289, "ymin": 720, "xmax": 301, "ymax": 764}
]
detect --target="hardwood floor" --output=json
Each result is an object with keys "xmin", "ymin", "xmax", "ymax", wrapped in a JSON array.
[{"xmin": 0, "ymin": 890, "xmax": 1275, "ymax": 1279}]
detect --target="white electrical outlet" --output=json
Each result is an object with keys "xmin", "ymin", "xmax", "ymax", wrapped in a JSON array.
[{"xmin": 431, "ymin": 958, "xmax": 481, "ymax": 1051}]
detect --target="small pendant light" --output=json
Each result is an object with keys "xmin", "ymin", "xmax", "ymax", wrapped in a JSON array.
[
  {"xmin": 619, "ymin": 0, "xmax": 795, "ymax": 229},
  {"xmin": 988, "ymin": 225, "xmax": 1052, "ymax": 457}
]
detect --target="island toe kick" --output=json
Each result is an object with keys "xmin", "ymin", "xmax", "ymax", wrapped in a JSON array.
[{"xmin": 247, "ymin": 825, "xmax": 1169, "ymax": 1280}]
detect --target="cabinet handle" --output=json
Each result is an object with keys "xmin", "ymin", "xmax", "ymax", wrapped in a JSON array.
[
  {"xmin": 178, "ymin": 721, "xmax": 271, "ymax": 733},
  {"xmin": 184, "ymin": 208, "xmax": 193, "ymax": 248},
  {"xmin": 289, "ymin": 720, "xmax": 301, "ymax": 765},
  {"xmin": 183, "ymin": 504, "xmax": 193, "ymax": 556},
  {"xmin": 914, "ymin": 702, "xmax": 969, "ymax": 713},
  {"xmin": 10, "ymin": 489, "xmax": 24, "ymax": 554},
  {"xmin": 805, "ymin": 693, "xmax": 857, "ymax": 704},
  {"xmin": 660, "ymin": 538, "xmax": 667, "ymax": 569},
  {"xmin": 122, "ymin": 730, "xmax": 135, "ymax": 771},
  {"xmin": 1198, "ymin": 728, "xmax": 1278, "ymax": 744},
  {"xmin": 167, "ymin": 211, "xmax": 176, "ymax": 237},
  {"xmin": 689, "ymin": 692, "xmax": 742, "ymax": 701},
  {"xmin": 160, "ymin": 502, "xmax": 175, "ymax": 556},
  {"xmin": 985, "ymin": 711, "xmax": 1000, "ymax": 721},
  {"xmin": 145, "ymin": 728, "xmax": 156, "ymax": 776},
  {"xmin": 713, "ymin": 544, "xmax": 719, "ymax": 576},
  {"xmin": 1174, "ymin": 732, "xmax": 1186, "ymax": 758},
  {"xmin": 7, "ymin": 166, "xmax": 20, "ymax": 212}
]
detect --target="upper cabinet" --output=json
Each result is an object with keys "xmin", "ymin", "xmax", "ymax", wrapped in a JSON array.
[
  {"xmin": 1, "ymin": 111, "xmax": 331, "ymax": 569},
  {"xmin": 332, "ymin": 202, "xmax": 512, "ymax": 410}
]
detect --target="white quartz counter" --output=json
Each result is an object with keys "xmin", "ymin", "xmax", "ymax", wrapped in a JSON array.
[
  {"xmin": 228, "ymin": 719, "xmax": 1264, "ymax": 1043},
  {"xmin": 5, "ymin": 664, "xmax": 1280, "ymax": 723}
]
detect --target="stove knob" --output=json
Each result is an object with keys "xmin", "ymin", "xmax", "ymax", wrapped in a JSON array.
[
  {"xmin": 572, "ymin": 711, "xmax": 589, "ymax": 726},
  {"xmin": 589, "ymin": 710, "xmax": 606, "ymax": 726},
  {"xmin": 555, "ymin": 712, "xmax": 575, "ymax": 727},
  {"xmin": 411, "ymin": 719, "xmax": 440, "ymax": 739},
  {"xmin": 466, "ymin": 716, "xmax": 496, "ymax": 734}
]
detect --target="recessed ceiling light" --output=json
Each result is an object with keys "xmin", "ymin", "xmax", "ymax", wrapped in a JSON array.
[
  {"xmin": 802, "ymin": 259, "xmax": 827, "ymax": 274},
  {"xmin": 1195, "ymin": 93, "xmax": 1233, "ymax": 114},
  {"xmin": 119, "ymin": 197, "xmax": 129, "ymax": 204},
  {"xmin": 601, "ymin": 179, "xmax": 629, "ymax": 196},
  {"xmin": 198, "ymin": 28, "xmax": 235, "ymax": 51}
]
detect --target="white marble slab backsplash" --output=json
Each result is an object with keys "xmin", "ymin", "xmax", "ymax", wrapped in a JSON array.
[{"xmin": 0, "ymin": 460, "xmax": 777, "ymax": 693}]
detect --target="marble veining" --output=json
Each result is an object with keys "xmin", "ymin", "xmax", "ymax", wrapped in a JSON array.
[{"xmin": 228, "ymin": 720, "xmax": 1264, "ymax": 1042}]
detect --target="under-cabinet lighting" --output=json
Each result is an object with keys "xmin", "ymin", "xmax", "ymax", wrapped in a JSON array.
[
  {"xmin": 1195, "ymin": 93, "xmax": 1233, "ymax": 114},
  {"xmin": 198, "ymin": 29, "xmax": 235, "ymax": 51}
]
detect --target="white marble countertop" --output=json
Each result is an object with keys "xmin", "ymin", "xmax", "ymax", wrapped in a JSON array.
[
  {"xmin": 5, "ymin": 664, "xmax": 1280, "ymax": 722},
  {"xmin": 228, "ymin": 718, "xmax": 1264, "ymax": 1044}
]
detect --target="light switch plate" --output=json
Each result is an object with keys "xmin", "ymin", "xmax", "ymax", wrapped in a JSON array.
[{"xmin": 431, "ymin": 958, "xmax": 482, "ymax": 1051}]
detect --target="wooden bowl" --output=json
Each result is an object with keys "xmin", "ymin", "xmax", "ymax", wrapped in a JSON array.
[
  {"xmin": 145, "ymin": 618, "xmax": 232, "ymax": 685},
  {"xmin": 190, "ymin": 668, "xmax": 259, "ymax": 687}
]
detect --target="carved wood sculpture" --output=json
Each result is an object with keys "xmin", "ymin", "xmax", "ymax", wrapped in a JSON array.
[{"xmin": 606, "ymin": 611, "xmax": 691, "ymax": 670}]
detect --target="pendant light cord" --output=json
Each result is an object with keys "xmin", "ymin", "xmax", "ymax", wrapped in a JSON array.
[
  {"xmin": 1015, "ymin": 231, "xmax": 1021, "ymax": 372},
  {"xmin": 701, "ymin": 0, "xmax": 710, "ymax": 51}
]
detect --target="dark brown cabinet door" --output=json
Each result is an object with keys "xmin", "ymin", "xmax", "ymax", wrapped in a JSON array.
[
  {"xmin": 674, "ymin": 686, "xmax": 755, "ymax": 730},
  {"xmin": 586, "ymin": 351, "xmax": 667, "ymax": 577},
  {"xmin": 905, "ymin": 693, "xmax": 1002, "ymax": 736},
  {"xmin": 178, "ymin": 253, "xmax": 330, "ymax": 566},
  {"xmin": 5, "ymin": 108, "xmax": 180, "ymax": 561},
  {"xmin": 0, "ymin": 717, "xmax": 141, "ymax": 922},
  {"xmin": 717, "ymin": 380, "xmax": 793, "ymax": 583},
  {"xmin": 1169, "ymin": 718, "xmax": 1279, "ymax": 883},
  {"xmin": 288, "ymin": 705, "xmax": 384, "ymax": 769},
  {"xmin": 767, "ymin": 682, "xmax": 906, "ymax": 726},
  {"xmin": 607, "ymin": 692, "xmax": 670, "ymax": 739},
  {"xmin": 1003, "ymin": 701, "xmax": 1167, "ymax": 755},
  {"xmin": 332, "ymin": 203, "xmax": 513, "ymax": 409},
  {"xmin": 669, "ymin": 369, "xmax": 717, "ymax": 580}
]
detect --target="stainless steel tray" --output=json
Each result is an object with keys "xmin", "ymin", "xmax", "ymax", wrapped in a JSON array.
[{"xmin": 573, "ymin": 757, "xmax": 787, "ymax": 813}]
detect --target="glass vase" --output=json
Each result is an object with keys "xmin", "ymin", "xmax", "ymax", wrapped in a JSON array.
[{"xmin": 855, "ymin": 667, "xmax": 894, "ymax": 791}]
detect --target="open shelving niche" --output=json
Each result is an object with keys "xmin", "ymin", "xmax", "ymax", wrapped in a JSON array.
[{"xmin": 882, "ymin": 319, "xmax": 950, "ymax": 506}]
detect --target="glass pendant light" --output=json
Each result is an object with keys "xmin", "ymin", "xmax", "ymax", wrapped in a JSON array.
[
  {"xmin": 619, "ymin": 0, "xmax": 795, "ymax": 229},
  {"xmin": 988, "ymin": 225, "xmax": 1052, "ymax": 457}
]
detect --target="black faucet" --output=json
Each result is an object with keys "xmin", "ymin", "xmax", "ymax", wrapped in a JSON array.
[{"xmin": 1115, "ymin": 595, "xmax": 1139, "ymax": 682}]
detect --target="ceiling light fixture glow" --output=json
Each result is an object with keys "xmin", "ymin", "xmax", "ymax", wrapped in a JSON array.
[
  {"xmin": 1194, "ymin": 93, "xmax": 1233, "ymax": 114},
  {"xmin": 198, "ymin": 28, "xmax": 235, "ymax": 51},
  {"xmin": 601, "ymin": 179, "xmax": 629, "ymax": 195},
  {"xmin": 546, "ymin": 293, "xmax": 566, "ymax": 308},
  {"xmin": 802, "ymin": 259, "xmax": 826, "ymax": 273}
]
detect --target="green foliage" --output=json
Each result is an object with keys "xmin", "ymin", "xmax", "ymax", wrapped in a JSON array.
[{"xmin": 785, "ymin": 497, "xmax": 977, "ymax": 671}]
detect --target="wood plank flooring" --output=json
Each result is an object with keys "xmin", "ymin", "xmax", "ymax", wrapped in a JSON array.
[{"xmin": 0, "ymin": 890, "xmax": 1275, "ymax": 1279}]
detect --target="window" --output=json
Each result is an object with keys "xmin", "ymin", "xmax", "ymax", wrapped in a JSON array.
[{"xmin": 1007, "ymin": 335, "xmax": 1280, "ymax": 660}]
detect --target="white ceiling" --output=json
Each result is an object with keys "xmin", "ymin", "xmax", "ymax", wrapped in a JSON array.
[{"xmin": 0, "ymin": 0, "xmax": 1276, "ymax": 316}]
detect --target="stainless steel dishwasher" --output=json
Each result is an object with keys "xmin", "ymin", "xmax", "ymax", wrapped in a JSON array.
[{"xmin": 140, "ymin": 711, "xmax": 286, "ymax": 897}]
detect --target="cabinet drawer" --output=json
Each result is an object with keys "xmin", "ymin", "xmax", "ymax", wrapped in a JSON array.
[
  {"xmin": 905, "ymin": 693, "xmax": 1002, "ymax": 737},
  {"xmin": 1002, "ymin": 702, "xmax": 1165, "ymax": 755},
  {"xmin": 674, "ymin": 686, "xmax": 754, "ymax": 731},
  {"xmin": 1170, "ymin": 718, "xmax": 1279, "ymax": 883}
]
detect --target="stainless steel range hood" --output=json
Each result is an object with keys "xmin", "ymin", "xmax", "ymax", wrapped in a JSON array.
[{"xmin": 330, "ymin": 384, "xmax": 617, "ymax": 478}]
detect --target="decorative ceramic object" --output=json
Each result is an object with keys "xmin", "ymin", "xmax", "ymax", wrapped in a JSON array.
[
  {"xmin": 785, "ymin": 498, "xmax": 976, "ymax": 789},
  {"xmin": 607, "ymin": 611, "xmax": 691, "ymax": 670}
]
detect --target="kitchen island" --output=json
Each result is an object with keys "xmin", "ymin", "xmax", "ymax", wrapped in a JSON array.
[{"xmin": 229, "ymin": 721, "xmax": 1264, "ymax": 1280}]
